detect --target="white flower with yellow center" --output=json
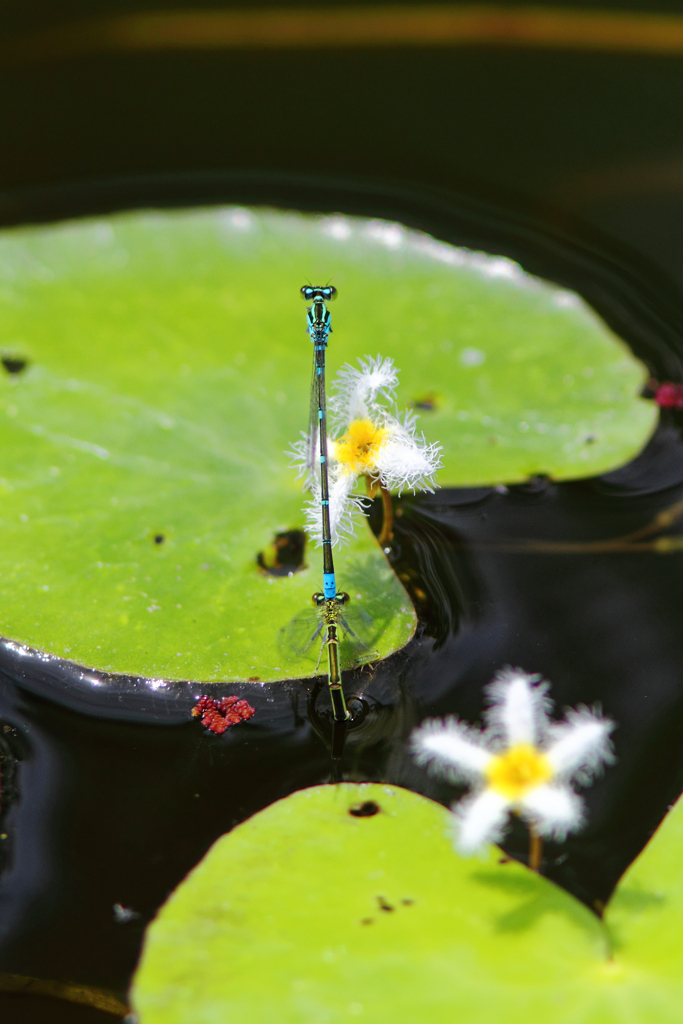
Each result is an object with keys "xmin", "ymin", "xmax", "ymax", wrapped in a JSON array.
[
  {"xmin": 290, "ymin": 355, "xmax": 441, "ymax": 546},
  {"xmin": 411, "ymin": 668, "xmax": 615, "ymax": 858}
]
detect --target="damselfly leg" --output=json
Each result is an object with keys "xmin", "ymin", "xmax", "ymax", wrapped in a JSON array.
[
  {"xmin": 310, "ymin": 591, "xmax": 371, "ymax": 672},
  {"xmin": 279, "ymin": 592, "xmax": 374, "ymax": 670}
]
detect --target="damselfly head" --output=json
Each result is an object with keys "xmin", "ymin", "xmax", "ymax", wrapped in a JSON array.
[
  {"xmin": 300, "ymin": 285, "xmax": 337, "ymax": 302},
  {"xmin": 312, "ymin": 590, "xmax": 349, "ymax": 606}
]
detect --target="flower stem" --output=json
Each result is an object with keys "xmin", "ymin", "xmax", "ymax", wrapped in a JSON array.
[
  {"xmin": 528, "ymin": 825, "xmax": 542, "ymax": 873},
  {"xmin": 364, "ymin": 476, "xmax": 394, "ymax": 547},
  {"xmin": 377, "ymin": 484, "xmax": 394, "ymax": 547}
]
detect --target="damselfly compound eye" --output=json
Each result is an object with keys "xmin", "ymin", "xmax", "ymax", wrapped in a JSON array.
[
  {"xmin": 312, "ymin": 592, "xmax": 326, "ymax": 606},
  {"xmin": 336, "ymin": 592, "xmax": 350, "ymax": 605},
  {"xmin": 300, "ymin": 285, "xmax": 336, "ymax": 301}
]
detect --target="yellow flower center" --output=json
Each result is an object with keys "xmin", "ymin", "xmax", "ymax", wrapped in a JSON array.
[
  {"xmin": 485, "ymin": 743, "xmax": 553, "ymax": 802},
  {"xmin": 334, "ymin": 418, "xmax": 388, "ymax": 474}
]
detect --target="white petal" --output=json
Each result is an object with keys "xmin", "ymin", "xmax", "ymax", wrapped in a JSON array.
[
  {"xmin": 328, "ymin": 473, "xmax": 360, "ymax": 543},
  {"xmin": 519, "ymin": 784, "xmax": 584, "ymax": 840},
  {"xmin": 411, "ymin": 717, "xmax": 492, "ymax": 783},
  {"xmin": 287, "ymin": 433, "xmax": 315, "ymax": 487},
  {"xmin": 329, "ymin": 355, "xmax": 398, "ymax": 429},
  {"xmin": 453, "ymin": 788, "xmax": 510, "ymax": 856},
  {"xmin": 484, "ymin": 667, "xmax": 552, "ymax": 747},
  {"xmin": 303, "ymin": 473, "xmax": 368, "ymax": 547},
  {"xmin": 545, "ymin": 707, "xmax": 615, "ymax": 783},
  {"xmin": 374, "ymin": 428, "xmax": 441, "ymax": 495}
]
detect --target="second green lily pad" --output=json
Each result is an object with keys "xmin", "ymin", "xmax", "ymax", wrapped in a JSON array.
[
  {"xmin": 131, "ymin": 783, "xmax": 607, "ymax": 1024},
  {"xmin": 131, "ymin": 785, "xmax": 683, "ymax": 1024}
]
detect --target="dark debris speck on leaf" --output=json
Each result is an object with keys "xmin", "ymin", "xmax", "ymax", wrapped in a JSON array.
[
  {"xmin": 349, "ymin": 801, "xmax": 381, "ymax": 817},
  {"xmin": 1, "ymin": 355, "xmax": 28, "ymax": 374},
  {"xmin": 256, "ymin": 528, "xmax": 306, "ymax": 576}
]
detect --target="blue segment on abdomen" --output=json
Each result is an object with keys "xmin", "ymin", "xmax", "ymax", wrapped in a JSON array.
[{"xmin": 323, "ymin": 573, "xmax": 336, "ymax": 599}]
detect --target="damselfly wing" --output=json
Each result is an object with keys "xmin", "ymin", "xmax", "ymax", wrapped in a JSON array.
[{"xmin": 280, "ymin": 592, "xmax": 377, "ymax": 672}]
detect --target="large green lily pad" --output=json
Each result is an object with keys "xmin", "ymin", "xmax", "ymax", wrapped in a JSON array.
[
  {"xmin": 130, "ymin": 783, "xmax": 607, "ymax": 1024},
  {"xmin": 0, "ymin": 207, "xmax": 654, "ymax": 681},
  {"xmin": 131, "ymin": 784, "xmax": 683, "ymax": 1024},
  {"xmin": 602, "ymin": 793, "xmax": 683, "ymax": 1015}
]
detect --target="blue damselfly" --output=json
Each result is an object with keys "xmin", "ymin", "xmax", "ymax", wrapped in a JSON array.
[{"xmin": 300, "ymin": 284, "xmax": 351, "ymax": 727}]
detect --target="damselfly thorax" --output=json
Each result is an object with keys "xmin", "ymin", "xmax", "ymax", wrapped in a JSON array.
[{"xmin": 280, "ymin": 591, "xmax": 375, "ymax": 672}]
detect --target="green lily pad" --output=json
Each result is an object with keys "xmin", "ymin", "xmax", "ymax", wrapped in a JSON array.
[
  {"xmin": 130, "ymin": 783, "xmax": 609, "ymax": 1024},
  {"xmin": 0, "ymin": 207, "xmax": 654, "ymax": 681},
  {"xmin": 602, "ymin": 794, "xmax": 683, "ymax": 1014},
  {"xmin": 132, "ymin": 784, "xmax": 683, "ymax": 1024}
]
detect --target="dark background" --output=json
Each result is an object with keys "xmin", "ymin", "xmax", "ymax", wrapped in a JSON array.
[{"xmin": 1, "ymin": 0, "xmax": 683, "ymax": 286}]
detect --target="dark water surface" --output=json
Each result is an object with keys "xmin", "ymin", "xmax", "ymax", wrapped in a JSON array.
[{"xmin": 1, "ymin": 177, "xmax": 683, "ymax": 1020}]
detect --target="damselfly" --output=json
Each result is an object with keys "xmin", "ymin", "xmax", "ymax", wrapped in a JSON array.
[
  {"xmin": 280, "ymin": 590, "xmax": 375, "ymax": 671},
  {"xmin": 300, "ymin": 284, "xmax": 350, "ymax": 725}
]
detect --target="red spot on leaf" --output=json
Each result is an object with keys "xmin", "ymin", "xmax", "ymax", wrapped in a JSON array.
[{"xmin": 192, "ymin": 695, "xmax": 255, "ymax": 734}]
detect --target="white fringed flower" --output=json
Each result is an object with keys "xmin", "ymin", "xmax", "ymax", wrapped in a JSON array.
[
  {"xmin": 329, "ymin": 354, "xmax": 400, "ymax": 432},
  {"xmin": 301, "ymin": 474, "xmax": 368, "ymax": 548},
  {"xmin": 411, "ymin": 668, "xmax": 615, "ymax": 857},
  {"xmin": 289, "ymin": 355, "xmax": 442, "ymax": 545}
]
